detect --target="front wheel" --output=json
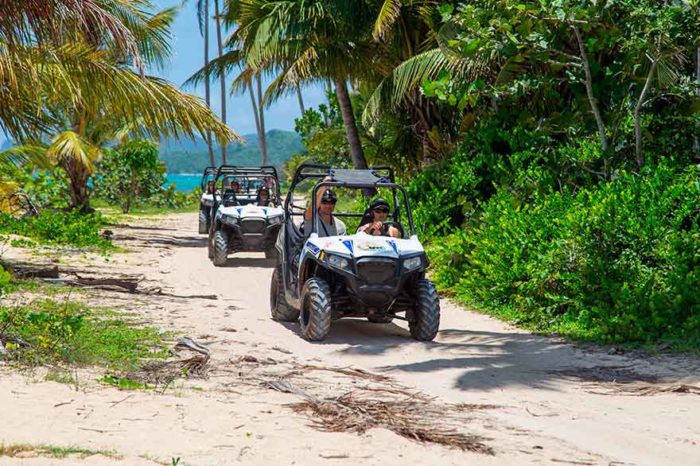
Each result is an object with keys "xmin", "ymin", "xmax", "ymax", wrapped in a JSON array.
[
  {"xmin": 212, "ymin": 230, "xmax": 229, "ymax": 266},
  {"xmin": 409, "ymin": 279, "xmax": 440, "ymax": 341},
  {"xmin": 198, "ymin": 206, "xmax": 209, "ymax": 234},
  {"xmin": 270, "ymin": 263, "xmax": 299, "ymax": 322},
  {"xmin": 299, "ymin": 278, "xmax": 331, "ymax": 341}
]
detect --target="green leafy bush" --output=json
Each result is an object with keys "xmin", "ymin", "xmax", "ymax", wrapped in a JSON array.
[
  {"xmin": 94, "ymin": 140, "xmax": 166, "ymax": 213},
  {"xmin": 0, "ymin": 210, "xmax": 112, "ymax": 250},
  {"xmin": 429, "ymin": 164, "xmax": 700, "ymax": 347}
]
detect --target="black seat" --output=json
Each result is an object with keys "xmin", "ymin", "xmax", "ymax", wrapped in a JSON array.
[{"xmin": 222, "ymin": 188, "xmax": 238, "ymax": 207}]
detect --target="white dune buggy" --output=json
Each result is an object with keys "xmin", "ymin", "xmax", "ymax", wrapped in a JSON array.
[
  {"xmin": 270, "ymin": 164, "xmax": 440, "ymax": 342},
  {"xmin": 207, "ymin": 166, "xmax": 283, "ymax": 266}
]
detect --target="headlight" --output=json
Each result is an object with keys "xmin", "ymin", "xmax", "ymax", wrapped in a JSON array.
[
  {"xmin": 402, "ymin": 256, "xmax": 423, "ymax": 271},
  {"xmin": 268, "ymin": 215, "xmax": 283, "ymax": 225},
  {"xmin": 222, "ymin": 215, "xmax": 238, "ymax": 226},
  {"xmin": 327, "ymin": 254, "xmax": 351, "ymax": 271}
]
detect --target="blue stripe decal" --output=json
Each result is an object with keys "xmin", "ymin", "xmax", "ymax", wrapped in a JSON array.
[
  {"xmin": 342, "ymin": 240, "xmax": 353, "ymax": 253},
  {"xmin": 387, "ymin": 240, "xmax": 398, "ymax": 253},
  {"xmin": 306, "ymin": 242, "xmax": 320, "ymax": 255}
]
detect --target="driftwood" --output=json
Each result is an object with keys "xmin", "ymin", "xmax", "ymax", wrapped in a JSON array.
[
  {"xmin": 43, "ymin": 277, "xmax": 139, "ymax": 293},
  {"xmin": 2, "ymin": 263, "xmax": 59, "ymax": 279}
]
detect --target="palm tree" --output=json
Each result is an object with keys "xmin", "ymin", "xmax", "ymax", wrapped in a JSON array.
[
  {"xmin": 1, "ymin": 0, "xmax": 239, "ymax": 210},
  {"xmin": 214, "ymin": 0, "xmax": 228, "ymax": 164},
  {"xmin": 196, "ymin": 0, "xmax": 216, "ymax": 166},
  {"xmin": 237, "ymin": 0, "xmax": 378, "ymax": 171}
]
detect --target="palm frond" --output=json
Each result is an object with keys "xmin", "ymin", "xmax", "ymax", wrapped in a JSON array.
[{"xmin": 373, "ymin": 0, "xmax": 402, "ymax": 41}]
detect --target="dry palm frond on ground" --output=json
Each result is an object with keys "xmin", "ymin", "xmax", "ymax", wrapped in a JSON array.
[{"xmin": 289, "ymin": 390, "xmax": 495, "ymax": 454}]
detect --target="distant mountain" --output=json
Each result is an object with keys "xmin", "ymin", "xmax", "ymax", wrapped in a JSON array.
[{"xmin": 159, "ymin": 129, "xmax": 302, "ymax": 174}]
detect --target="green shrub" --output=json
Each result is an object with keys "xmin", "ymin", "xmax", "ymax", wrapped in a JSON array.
[
  {"xmin": 93, "ymin": 140, "xmax": 165, "ymax": 213},
  {"xmin": 0, "ymin": 300, "xmax": 169, "ymax": 369},
  {"xmin": 430, "ymin": 164, "xmax": 700, "ymax": 347},
  {"xmin": 0, "ymin": 210, "xmax": 112, "ymax": 250}
]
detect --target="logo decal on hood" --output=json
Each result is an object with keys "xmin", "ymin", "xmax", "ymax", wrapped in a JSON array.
[
  {"xmin": 356, "ymin": 241, "xmax": 386, "ymax": 251},
  {"xmin": 342, "ymin": 240, "xmax": 354, "ymax": 253},
  {"xmin": 386, "ymin": 240, "xmax": 398, "ymax": 254}
]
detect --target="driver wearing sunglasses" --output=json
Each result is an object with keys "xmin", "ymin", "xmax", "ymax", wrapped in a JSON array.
[
  {"xmin": 357, "ymin": 198, "xmax": 401, "ymax": 238},
  {"xmin": 303, "ymin": 176, "xmax": 347, "ymax": 237}
]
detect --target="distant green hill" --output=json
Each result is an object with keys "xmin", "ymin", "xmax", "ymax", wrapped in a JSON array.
[{"xmin": 159, "ymin": 129, "xmax": 302, "ymax": 174}]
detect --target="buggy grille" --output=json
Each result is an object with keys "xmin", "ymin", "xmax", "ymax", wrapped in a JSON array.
[
  {"xmin": 240, "ymin": 218, "xmax": 266, "ymax": 234},
  {"xmin": 356, "ymin": 259, "xmax": 396, "ymax": 284}
]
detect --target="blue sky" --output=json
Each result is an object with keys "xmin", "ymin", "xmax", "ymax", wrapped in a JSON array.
[{"xmin": 152, "ymin": 0, "xmax": 327, "ymax": 136}]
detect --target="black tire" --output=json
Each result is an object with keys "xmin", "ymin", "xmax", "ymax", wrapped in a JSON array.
[
  {"xmin": 270, "ymin": 263, "xmax": 299, "ymax": 321},
  {"xmin": 368, "ymin": 314, "xmax": 394, "ymax": 324},
  {"xmin": 198, "ymin": 206, "xmax": 209, "ymax": 234},
  {"xmin": 264, "ymin": 247, "xmax": 278, "ymax": 260},
  {"xmin": 409, "ymin": 279, "xmax": 440, "ymax": 341},
  {"xmin": 213, "ymin": 230, "xmax": 229, "ymax": 266},
  {"xmin": 207, "ymin": 228, "xmax": 214, "ymax": 259},
  {"xmin": 299, "ymin": 278, "xmax": 332, "ymax": 341}
]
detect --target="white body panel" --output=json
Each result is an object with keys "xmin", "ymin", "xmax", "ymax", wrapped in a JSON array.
[{"xmin": 216, "ymin": 203, "xmax": 283, "ymax": 221}]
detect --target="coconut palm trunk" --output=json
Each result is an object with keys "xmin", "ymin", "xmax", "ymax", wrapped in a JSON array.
[
  {"xmin": 334, "ymin": 78, "xmax": 368, "ymax": 170},
  {"xmin": 248, "ymin": 79, "xmax": 267, "ymax": 165},
  {"xmin": 256, "ymin": 74, "xmax": 269, "ymax": 165},
  {"xmin": 296, "ymin": 85, "xmax": 305, "ymax": 115},
  {"xmin": 203, "ymin": 0, "xmax": 215, "ymax": 166},
  {"xmin": 214, "ymin": 0, "xmax": 227, "ymax": 164},
  {"xmin": 62, "ymin": 157, "xmax": 91, "ymax": 212}
]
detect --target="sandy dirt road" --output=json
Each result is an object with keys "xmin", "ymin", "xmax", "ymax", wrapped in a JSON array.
[{"xmin": 1, "ymin": 212, "xmax": 698, "ymax": 466}]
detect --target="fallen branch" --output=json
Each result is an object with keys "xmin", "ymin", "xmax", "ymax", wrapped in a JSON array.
[
  {"xmin": 43, "ymin": 277, "xmax": 139, "ymax": 293},
  {"xmin": 6, "ymin": 264, "xmax": 59, "ymax": 279}
]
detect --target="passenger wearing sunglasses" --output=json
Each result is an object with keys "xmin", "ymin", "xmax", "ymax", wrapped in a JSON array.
[
  {"xmin": 357, "ymin": 198, "xmax": 401, "ymax": 238},
  {"xmin": 303, "ymin": 177, "xmax": 347, "ymax": 237}
]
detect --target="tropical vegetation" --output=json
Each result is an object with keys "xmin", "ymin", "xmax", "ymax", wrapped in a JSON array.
[
  {"xmin": 194, "ymin": 0, "xmax": 698, "ymax": 349},
  {"xmin": 1, "ymin": 0, "xmax": 698, "ymax": 349}
]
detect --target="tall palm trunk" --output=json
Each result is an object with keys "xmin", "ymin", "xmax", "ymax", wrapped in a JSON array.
[
  {"xmin": 203, "ymin": 0, "xmax": 215, "ymax": 166},
  {"xmin": 248, "ymin": 79, "xmax": 267, "ymax": 165},
  {"xmin": 256, "ymin": 74, "xmax": 268, "ymax": 165},
  {"xmin": 334, "ymin": 78, "xmax": 368, "ymax": 170},
  {"xmin": 214, "ymin": 0, "xmax": 227, "ymax": 164},
  {"xmin": 62, "ymin": 158, "xmax": 91, "ymax": 212},
  {"xmin": 296, "ymin": 85, "xmax": 305, "ymax": 115}
]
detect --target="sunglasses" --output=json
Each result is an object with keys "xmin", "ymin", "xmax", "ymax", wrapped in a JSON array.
[
  {"xmin": 374, "ymin": 207, "xmax": 389, "ymax": 214},
  {"xmin": 321, "ymin": 199, "xmax": 337, "ymax": 205}
]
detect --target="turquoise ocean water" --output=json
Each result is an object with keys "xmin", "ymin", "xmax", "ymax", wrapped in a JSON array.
[{"xmin": 166, "ymin": 174, "xmax": 201, "ymax": 192}]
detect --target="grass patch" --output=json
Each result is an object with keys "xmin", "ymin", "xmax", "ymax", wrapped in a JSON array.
[
  {"xmin": 0, "ymin": 211, "xmax": 113, "ymax": 252},
  {"xmin": 0, "ymin": 443, "xmax": 121, "ymax": 459},
  {"xmin": 98, "ymin": 375, "xmax": 152, "ymax": 390},
  {"xmin": 0, "ymin": 299, "xmax": 170, "ymax": 371},
  {"xmin": 45, "ymin": 368, "xmax": 78, "ymax": 386}
]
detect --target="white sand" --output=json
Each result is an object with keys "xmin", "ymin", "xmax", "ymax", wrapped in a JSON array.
[{"xmin": 0, "ymin": 212, "xmax": 697, "ymax": 465}]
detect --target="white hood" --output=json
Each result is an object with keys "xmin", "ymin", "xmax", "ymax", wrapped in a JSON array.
[
  {"xmin": 218, "ymin": 203, "xmax": 283, "ymax": 219},
  {"xmin": 305, "ymin": 233, "xmax": 424, "ymax": 259}
]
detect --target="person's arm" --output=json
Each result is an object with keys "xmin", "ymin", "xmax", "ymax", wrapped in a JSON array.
[{"xmin": 304, "ymin": 176, "xmax": 332, "ymax": 221}]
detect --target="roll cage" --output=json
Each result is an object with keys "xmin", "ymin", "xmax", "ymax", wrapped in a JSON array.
[
  {"xmin": 199, "ymin": 166, "xmax": 217, "ymax": 192},
  {"xmin": 212, "ymin": 165, "xmax": 281, "ymax": 207},
  {"xmin": 283, "ymin": 163, "xmax": 416, "ymax": 236}
]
